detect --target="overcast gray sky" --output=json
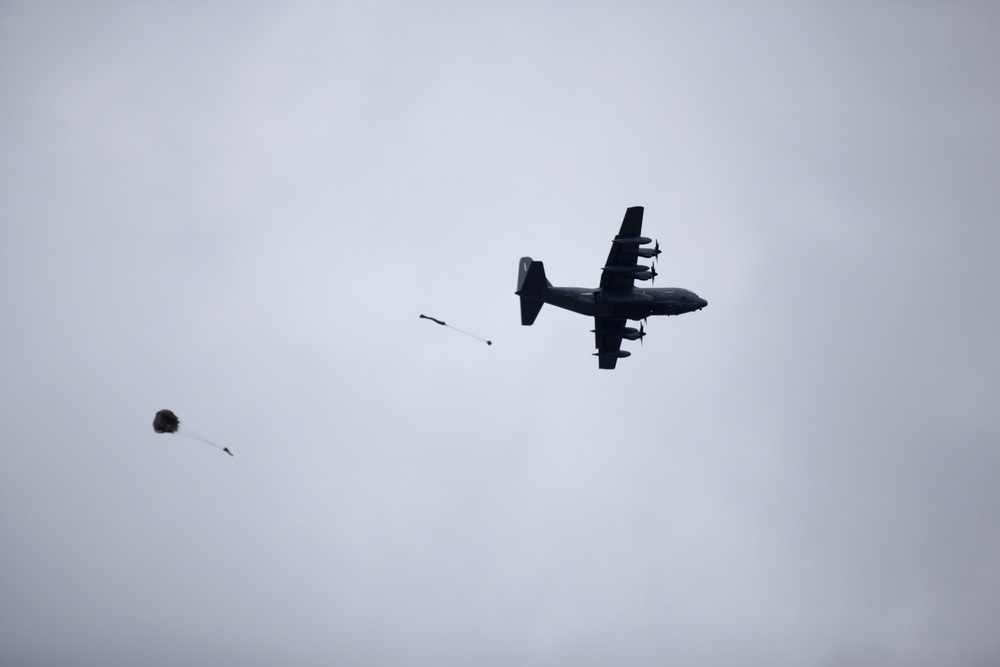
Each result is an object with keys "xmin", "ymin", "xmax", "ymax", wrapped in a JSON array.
[{"xmin": 2, "ymin": 2, "xmax": 999, "ymax": 666}]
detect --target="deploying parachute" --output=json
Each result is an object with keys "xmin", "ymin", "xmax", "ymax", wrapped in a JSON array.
[
  {"xmin": 152, "ymin": 409, "xmax": 233, "ymax": 456},
  {"xmin": 419, "ymin": 314, "xmax": 492, "ymax": 345},
  {"xmin": 153, "ymin": 409, "xmax": 179, "ymax": 433}
]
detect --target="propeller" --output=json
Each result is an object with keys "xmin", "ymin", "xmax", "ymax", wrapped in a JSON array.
[{"xmin": 639, "ymin": 322, "xmax": 645, "ymax": 345}]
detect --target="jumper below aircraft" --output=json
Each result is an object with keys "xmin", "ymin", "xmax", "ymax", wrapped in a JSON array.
[{"xmin": 516, "ymin": 206, "xmax": 707, "ymax": 369}]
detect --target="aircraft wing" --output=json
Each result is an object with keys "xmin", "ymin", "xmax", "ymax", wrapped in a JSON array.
[
  {"xmin": 593, "ymin": 317, "xmax": 629, "ymax": 369},
  {"xmin": 600, "ymin": 206, "xmax": 646, "ymax": 290}
]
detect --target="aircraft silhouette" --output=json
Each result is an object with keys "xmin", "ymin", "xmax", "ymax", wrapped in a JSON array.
[{"xmin": 516, "ymin": 206, "xmax": 707, "ymax": 369}]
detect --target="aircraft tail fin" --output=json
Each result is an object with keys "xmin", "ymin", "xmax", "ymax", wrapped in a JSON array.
[{"xmin": 516, "ymin": 257, "xmax": 549, "ymax": 326}]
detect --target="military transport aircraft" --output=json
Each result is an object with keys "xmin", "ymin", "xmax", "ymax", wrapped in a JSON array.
[{"xmin": 516, "ymin": 206, "xmax": 707, "ymax": 369}]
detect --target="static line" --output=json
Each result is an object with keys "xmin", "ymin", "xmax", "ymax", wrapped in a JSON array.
[{"xmin": 181, "ymin": 425, "xmax": 234, "ymax": 456}]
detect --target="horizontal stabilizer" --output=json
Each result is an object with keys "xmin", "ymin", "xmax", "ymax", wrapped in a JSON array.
[{"xmin": 516, "ymin": 257, "xmax": 549, "ymax": 325}]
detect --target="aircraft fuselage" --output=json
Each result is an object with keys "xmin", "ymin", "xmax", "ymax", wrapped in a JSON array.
[{"xmin": 540, "ymin": 286, "xmax": 707, "ymax": 320}]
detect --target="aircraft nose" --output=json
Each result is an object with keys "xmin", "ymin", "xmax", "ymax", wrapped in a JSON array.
[{"xmin": 698, "ymin": 298, "xmax": 708, "ymax": 310}]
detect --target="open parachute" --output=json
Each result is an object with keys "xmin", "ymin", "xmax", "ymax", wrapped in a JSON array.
[
  {"xmin": 152, "ymin": 409, "xmax": 232, "ymax": 456},
  {"xmin": 153, "ymin": 409, "xmax": 179, "ymax": 433}
]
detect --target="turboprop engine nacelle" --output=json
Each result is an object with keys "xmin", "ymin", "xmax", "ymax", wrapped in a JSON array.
[
  {"xmin": 603, "ymin": 264, "xmax": 652, "ymax": 275},
  {"xmin": 613, "ymin": 236, "xmax": 652, "ymax": 246},
  {"xmin": 591, "ymin": 326, "xmax": 644, "ymax": 340},
  {"xmin": 593, "ymin": 349, "xmax": 631, "ymax": 359}
]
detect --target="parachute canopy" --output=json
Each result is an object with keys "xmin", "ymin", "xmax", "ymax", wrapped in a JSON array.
[{"xmin": 153, "ymin": 409, "xmax": 179, "ymax": 434}]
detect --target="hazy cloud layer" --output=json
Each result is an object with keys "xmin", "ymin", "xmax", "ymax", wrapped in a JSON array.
[{"xmin": 2, "ymin": 3, "xmax": 999, "ymax": 666}]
